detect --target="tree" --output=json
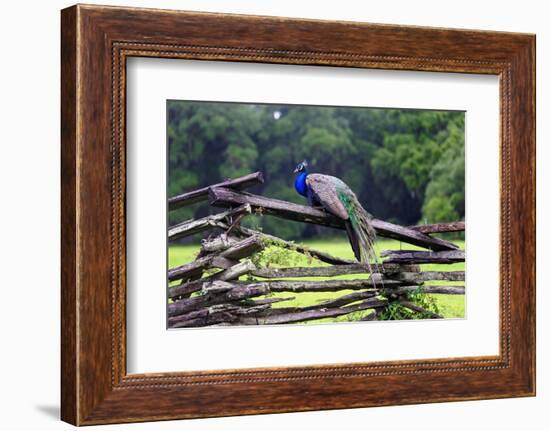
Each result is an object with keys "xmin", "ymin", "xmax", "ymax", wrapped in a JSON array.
[{"xmin": 421, "ymin": 118, "xmax": 465, "ymax": 223}]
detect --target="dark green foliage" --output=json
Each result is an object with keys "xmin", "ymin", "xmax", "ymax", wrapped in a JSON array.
[
  {"xmin": 422, "ymin": 118, "xmax": 465, "ymax": 223},
  {"xmin": 168, "ymin": 101, "xmax": 464, "ymax": 240},
  {"xmin": 377, "ymin": 287, "xmax": 441, "ymax": 320}
]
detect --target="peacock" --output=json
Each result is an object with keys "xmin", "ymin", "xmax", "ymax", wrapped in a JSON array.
[{"xmin": 293, "ymin": 160, "xmax": 378, "ymax": 268}]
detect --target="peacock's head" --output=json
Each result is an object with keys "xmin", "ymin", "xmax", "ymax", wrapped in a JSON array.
[{"xmin": 293, "ymin": 160, "xmax": 308, "ymax": 174}]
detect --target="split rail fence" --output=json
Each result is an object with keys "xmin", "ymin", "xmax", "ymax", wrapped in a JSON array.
[{"xmin": 167, "ymin": 172, "xmax": 465, "ymax": 328}]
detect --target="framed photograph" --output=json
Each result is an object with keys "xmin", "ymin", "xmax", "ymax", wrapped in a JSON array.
[{"xmin": 61, "ymin": 4, "xmax": 535, "ymax": 425}]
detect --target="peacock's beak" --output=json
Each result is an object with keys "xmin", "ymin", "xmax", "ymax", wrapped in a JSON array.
[{"xmin": 293, "ymin": 168, "xmax": 299, "ymax": 173}]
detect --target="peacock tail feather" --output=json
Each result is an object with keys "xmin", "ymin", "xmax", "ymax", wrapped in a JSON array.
[{"xmin": 336, "ymin": 187, "xmax": 379, "ymax": 274}]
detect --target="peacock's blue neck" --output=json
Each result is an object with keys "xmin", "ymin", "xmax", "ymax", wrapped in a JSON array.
[{"xmin": 294, "ymin": 172, "xmax": 309, "ymax": 197}]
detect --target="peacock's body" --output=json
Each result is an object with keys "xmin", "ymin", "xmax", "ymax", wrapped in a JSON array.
[{"xmin": 293, "ymin": 161, "xmax": 378, "ymax": 267}]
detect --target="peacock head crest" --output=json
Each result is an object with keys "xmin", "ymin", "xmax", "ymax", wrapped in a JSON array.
[{"xmin": 293, "ymin": 160, "xmax": 308, "ymax": 174}]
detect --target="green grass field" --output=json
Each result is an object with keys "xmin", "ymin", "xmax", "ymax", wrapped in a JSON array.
[{"xmin": 169, "ymin": 238, "xmax": 465, "ymax": 323}]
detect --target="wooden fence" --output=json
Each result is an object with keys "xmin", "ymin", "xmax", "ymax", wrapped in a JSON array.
[{"xmin": 167, "ymin": 172, "xmax": 465, "ymax": 328}]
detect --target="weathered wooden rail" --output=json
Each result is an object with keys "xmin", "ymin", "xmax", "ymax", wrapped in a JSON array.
[
  {"xmin": 166, "ymin": 172, "xmax": 465, "ymax": 328},
  {"xmin": 168, "ymin": 172, "xmax": 264, "ymax": 210},
  {"xmin": 409, "ymin": 221, "xmax": 465, "ymax": 234},
  {"xmin": 208, "ymin": 187, "xmax": 458, "ymax": 251}
]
